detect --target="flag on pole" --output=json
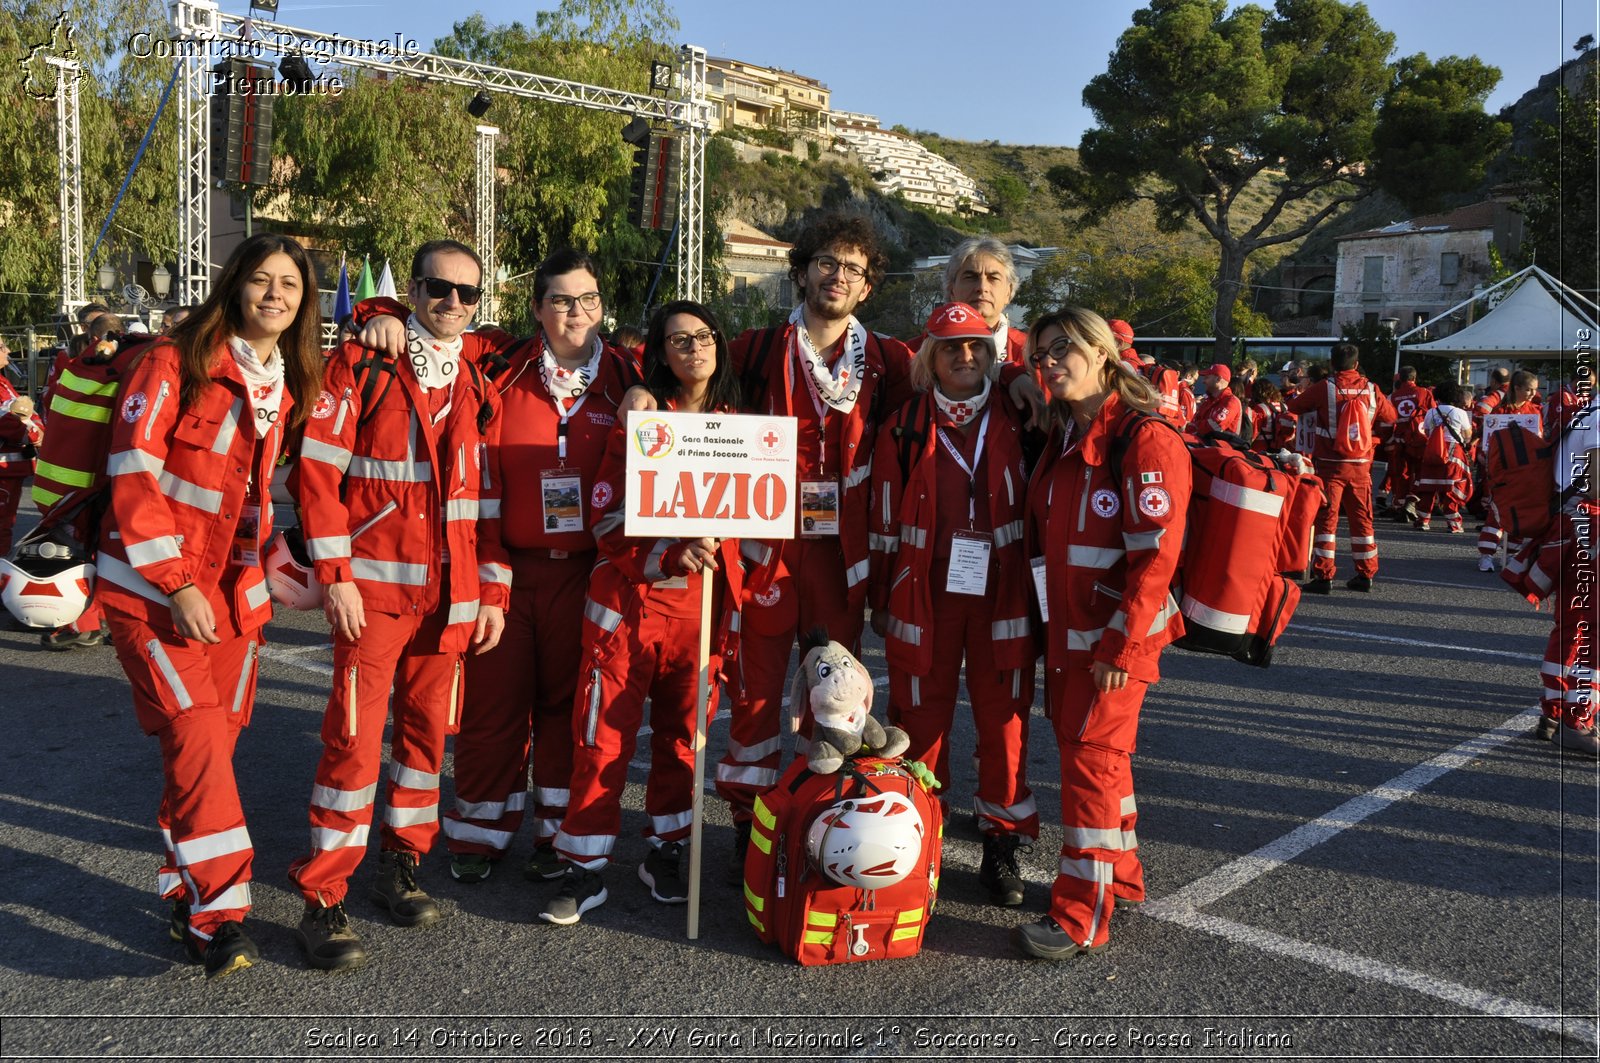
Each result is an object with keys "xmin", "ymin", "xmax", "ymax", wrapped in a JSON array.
[
  {"xmin": 353, "ymin": 256, "xmax": 376, "ymax": 302},
  {"xmin": 376, "ymin": 259, "xmax": 397, "ymax": 298},
  {"xmin": 332, "ymin": 256, "xmax": 352, "ymax": 324}
]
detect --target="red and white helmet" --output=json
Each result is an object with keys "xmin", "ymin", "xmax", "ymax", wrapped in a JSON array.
[
  {"xmin": 805, "ymin": 791, "xmax": 926, "ymax": 890},
  {"xmin": 1, "ymin": 531, "xmax": 95, "ymax": 628},
  {"xmin": 264, "ymin": 527, "xmax": 322, "ymax": 610}
]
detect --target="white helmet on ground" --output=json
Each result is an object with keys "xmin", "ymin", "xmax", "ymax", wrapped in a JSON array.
[
  {"xmin": 264, "ymin": 527, "xmax": 322, "ymax": 610},
  {"xmin": 805, "ymin": 790, "xmax": 926, "ymax": 890},
  {"xmin": 1, "ymin": 530, "xmax": 95, "ymax": 629}
]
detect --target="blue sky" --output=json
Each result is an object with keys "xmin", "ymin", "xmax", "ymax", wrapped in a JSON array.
[{"xmin": 226, "ymin": 0, "xmax": 1598, "ymax": 146}]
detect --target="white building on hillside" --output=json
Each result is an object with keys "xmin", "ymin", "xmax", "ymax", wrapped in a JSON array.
[{"xmin": 832, "ymin": 120, "xmax": 989, "ymax": 216}]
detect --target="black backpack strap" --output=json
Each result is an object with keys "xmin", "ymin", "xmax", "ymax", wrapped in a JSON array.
[
  {"xmin": 890, "ymin": 392, "xmax": 934, "ymax": 480},
  {"xmin": 740, "ymin": 326, "xmax": 781, "ymax": 411},
  {"xmin": 462, "ymin": 359, "xmax": 494, "ymax": 435},
  {"xmin": 351, "ymin": 347, "xmax": 398, "ymax": 430}
]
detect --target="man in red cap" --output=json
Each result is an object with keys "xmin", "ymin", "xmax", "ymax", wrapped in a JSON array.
[
  {"xmin": 1107, "ymin": 319, "xmax": 1136, "ymax": 360},
  {"xmin": 1190, "ymin": 363, "xmax": 1242, "ymax": 436}
]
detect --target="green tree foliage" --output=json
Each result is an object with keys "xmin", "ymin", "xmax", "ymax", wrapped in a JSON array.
[
  {"xmin": 1515, "ymin": 61, "xmax": 1599, "ymax": 298},
  {"xmin": 1, "ymin": 0, "xmax": 177, "ymax": 326},
  {"xmin": 1052, "ymin": 0, "xmax": 1509, "ymax": 359}
]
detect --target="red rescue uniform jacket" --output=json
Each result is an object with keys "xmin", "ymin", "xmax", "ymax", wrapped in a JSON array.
[
  {"xmin": 1286, "ymin": 370, "xmax": 1399, "ymax": 468},
  {"xmin": 1191, "ymin": 389, "xmax": 1242, "ymax": 436}
]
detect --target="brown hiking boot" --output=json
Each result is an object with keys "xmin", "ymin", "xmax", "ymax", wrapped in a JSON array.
[{"xmin": 368, "ymin": 850, "xmax": 440, "ymax": 927}]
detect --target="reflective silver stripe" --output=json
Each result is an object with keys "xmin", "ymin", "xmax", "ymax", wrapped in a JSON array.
[
  {"xmin": 1059, "ymin": 855, "xmax": 1113, "ymax": 882},
  {"xmin": 594, "ymin": 509, "xmax": 625, "ymax": 537},
  {"xmin": 107, "ymin": 448, "xmax": 164, "ymax": 478},
  {"xmin": 1123, "ymin": 529, "xmax": 1164, "ymax": 552},
  {"xmin": 309, "ymin": 824, "xmax": 370, "ymax": 851},
  {"xmin": 229, "ymin": 641, "xmax": 256, "ymax": 714},
  {"xmin": 1120, "ymin": 794, "xmax": 1138, "ymax": 817},
  {"xmin": 479, "ymin": 497, "xmax": 501, "ymax": 519},
  {"xmin": 869, "ymin": 532, "xmax": 898, "ymax": 553},
  {"xmin": 348, "ymin": 501, "xmax": 398, "ymax": 542},
  {"xmin": 993, "ymin": 519, "xmax": 1025, "ymax": 549},
  {"xmin": 446, "ymin": 497, "xmax": 479, "ymax": 522},
  {"xmin": 172, "ymin": 826, "xmax": 252, "ymax": 866},
  {"xmin": 146, "ymin": 640, "xmax": 194, "ymax": 710},
  {"xmin": 1349, "ymin": 536, "xmax": 1375, "ymax": 545},
  {"xmin": 384, "ymin": 804, "xmax": 438, "ymax": 829},
  {"xmin": 190, "ymin": 883, "xmax": 252, "ymax": 914},
  {"xmin": 1150, "ymin": 595, "xmax": 1180, "ymax": 633},
  {"xmin": 1122, "ymin": 829, "xmax": 1139, "ymax": 849},
  {"xmin": 390, "ymin": 762, "xmax": 440, "ymax": 790},
  {"xmin": 643, "ymin": 541, "xmax": 671, "ymax": 581},
  {"xmin": 1066, "ymin": 826, "xmax": 1125, "ymax": 850},
  {"xmin": 975, "ymin": 793, "xmax": 1039, "ymax": 824},
  {"xmin": 741, "ymin": 539, "xmax": 773, "ymax": 567},
  {"xmin": 1351, "ymin": 547, "xmax": 1378, "ymax": 560},
  {"xmin": 534, "ymin": 786, "xmax": 570, "ymax": 806},
  {"xmin": 211, "ymin": 398, "xmax": 243, "ymax": 454},
  {"xmin": 454, "ymin": 791, "xmax": 527, "ymax": 819},
  {"xmin": 651, "ymin": 809, "xmax": 694, "ymax": 835},
  {"xmin": 447, "ymin": 599, "xmax": 479, "ymax": 626},
  {"xmin": 1314, "ymin": 534, "xmax": 1337, "ymax": 544},
  {"xmin": 96, "ymin": 553, "xmax": 167, "ymax": 604},
  {"xmin": 1210, "ymin": 477, "xmax": 1284, "ymax": 518},
  {"xmin": 441, "ymin": 819, "xmax": 515, "ymax": 849},
  {"xmin": 584, "ymin": 597, "xmax": 624, "ymax": 633},
  {"xmin": 350, "ymin": 558, "xmax": 430, "ymax": 586},
  {"xmin": 125, "ymin": 535, "xmax": 181, "ymax": 567},
  {"xmin": 1313, "ymin": 548, "xmax": 1337, "ymax": 559},
  {"xmin": 1530, "ymin": 568, "xmax": 1554, "ymax": 594},
  {"xmin": 886, "ymin": 616, "xmax": 923, "ymax": 646},
  {"xmin": 991, "ymin": 616, "xmax": 1030, "ymax": 641},
  {"xmin": 157, "ymin": 871, "xmax": 183, "ymax": 897},
  {"xmin": 300, "ymin": 437, "xmax": 353, "ymax": 472},
  {"xmin": 714, "ymin": 763, "xmax": 779, "ymax": 788},
  {"xmin": 311, "ymin": 783, "xmax": 377, "ymax": 812},
  {"xmin": 242, "ymin": 578, "xmax": 269, "ymax": 612},
  {"xmin": 347, "ymin": 455, "xmax": 432, "ymax": 483},
  {"xmin": 158, "ymin": 472, "xmax": 223, "ymax": 514},
  {"xmin": 899, "ymin": 524, "xmax": 927, "ymax": 549},
  {"xmin": 1067, "ymin": 627, "xmax": 1103, "ymax": 652},
  {"xmin": 910, "ymin": 675, "xmax": 921, "ymax": 706},
  {"xmin": 554, "ymin": 828, "xmax": 615, "ymax": 861},
  {"xmin": 480, "ymin": 562, "xmax": 512, "ymax": 587},
  {"xmin": 729, "ymin": 611, "xmax": 742, "ymax": 633},
  {"xmin": 1180, "ymin": 594, "xmax": 1251, "ymax": 635},
  {"xmin": 307, "ymin": 535, "xmax": 352, "ymax": 561},
  {"xmin": 845, "ymin": 557, "xmax": 870, "ymax": 588},
  {"xmin": 1068, "ymin": 545, "xmax": 1124, "ymax": 569},
  {"xmin": 843, "ymin": 463, "xmax": 872, "ymax": 489},
  {"xmin": 726, "ymin": 735, "xmax": 782, "ymax": 762}
]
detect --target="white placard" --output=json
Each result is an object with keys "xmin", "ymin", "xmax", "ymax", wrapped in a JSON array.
[
  {"xmin": 1482, "ymin": 412, "xmax": 1541, "ymax": 440},
  {"xmin": 623, "ymin": 411, "xmax": 798, "ymax": 539}
]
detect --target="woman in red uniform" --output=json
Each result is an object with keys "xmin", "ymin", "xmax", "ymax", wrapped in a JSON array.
[
  {"xmin": 1018, "ymin": 306, "xmax": 1190, "ymax": 960},
  {"xmin": 869, "ymin": 302, "xmax": 1038, "ymax": 908},
  {"xmin": 1478, "ymin": 370, "xmax": 1543, "ymax": 570},
  {"xmin": 543, "ymin": 300, "xmax": 759, "ymax": 924},
  {"xmin": 98, "ymin": 235, "xmax": 323, "ymax": 976}
]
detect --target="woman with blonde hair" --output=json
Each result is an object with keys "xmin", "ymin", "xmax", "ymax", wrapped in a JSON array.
[{"xmin": 1017, "ymin": 306, "xmax": 1190, "ymax": 960}]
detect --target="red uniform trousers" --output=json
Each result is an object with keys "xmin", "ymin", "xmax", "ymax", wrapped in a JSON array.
[
  {"xmin": 1477, "ymin": 498, "xmax": 1526, "ymax": 559},
  {"xmin": 1389, "ymin": 444, "xmax": 1421, "ymax": 503},
  {"xmin": 105, "ymin": 602, "xmax": 260, "ymax": 951},
  {"xmin": 0, "ymin": 476, "xmax": 23, "ymax": 555},
  {"xmin": 556, "ymin": 596, "xmax": 718, "ymax": 869},
  {"xmin": 1414, "ymin": 491, "xmax": 1465, "ymax": 531},
  {"xmin": 718, "ymin": 537, "xmax": 861, "ymax": 822},
  {"xmin": 887, "ymin": 574, "xmax": 1038, "ymax": 839},
  {"xmin": 1045, "ymin": 662, "xmax": 1146, "ymax": 950},
  {"xmin": 1311, "ymin": 463, "xmax": 1378, "ymax": 580},
  {"xmin": 443, "ymin": 550, "xmax": 589, "ymax": 858},
  {"xmin": 1541, "ymin": 504, "xmax": 1598, "ymax": 732},
  {"xmin": 289, "ymin": 604, "xmax": 462, "ymax": 905}
]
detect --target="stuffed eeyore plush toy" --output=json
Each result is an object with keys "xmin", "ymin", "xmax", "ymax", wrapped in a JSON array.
[{"xmin": 786, "ymin": 628, "xmax": 911, "ymax": 774}]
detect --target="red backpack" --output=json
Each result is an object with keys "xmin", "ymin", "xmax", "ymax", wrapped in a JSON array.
[
  {"xmin": 1484, "ymin": 423, "xmax": 1561, "ymax": 541},
  {"xmin": 1327, "ymin": 380, "xmax": 1375, "ymax": 457},
  {"xmin": 1391, "ymin": 390, "xmax": 1431, "ymax": 451}
]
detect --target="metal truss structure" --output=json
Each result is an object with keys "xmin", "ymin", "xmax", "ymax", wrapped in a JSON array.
[
  {"xmin": 49, "ymin": 57, "xmax": 86, "ymax": 317},
  {"xmin": 167, "ymin": 0, "xmax": 710, "ymax": 308},
  {"xmin": 474, "ymin": 124, "xmax": 499, "ymax": 324}
]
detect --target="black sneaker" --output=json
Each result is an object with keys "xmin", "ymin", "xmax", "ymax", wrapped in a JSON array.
[
  {"xmin": 724, "ymin": 821, "xmax": 751, "ymax": 887},
  {"xmin": 41, "ymin": 625, "xmax": 105, "ymax": 651},
  {"xmin": 450, "ymin": 853, "xmax": 493, "ymax": 884},
  {"xmin": 169, "ymin": 897, "xmax": 190, "ymax": 943},
  {"xmin": 1013, "ymin": 916, "xmax": 1107, "ymax": 960},
  {"xmin": 369, "ymin": 850, "xmax": 440, "ymax": 927},
  {"xmin": 539, "ymin": 866, "xmax": 607, "ymax": 925},
  {"xmin": 1303, "ymin": 578, "xmax": 1332, "ymax": 595},
  {"xmin": 188, "ymin": 920, "xmax": 260, "ymax": 979},
  {"xmin": 1113, "ymin": 895, "xmax": 1143, "ymax": 911},
  {"xmin": 978, "ymin": 833, "xmax": 1029, "ymax": 907},
  {"xmin": 639, "ymin": 842, "xmax": 689, "ymax": 904},
  {"xmin": 297, "ymin": 902, "xmax": 367, "ymax": 971},
  {"xmin": 1535, "ymin": 716, "xmax": 1560, "ymax": 741},
  {"xmin": 1346, "ymin": 574, "xmax": 1372, "ymax": 592},
  {"xmin": 523, "ymin": 842, "xmax": 565, "ymax": 882}
]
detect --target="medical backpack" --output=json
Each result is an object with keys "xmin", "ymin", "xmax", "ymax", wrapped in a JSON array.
[{"xmin": 743, "ymin": 755, "xmax": 942, "ymax": 967}]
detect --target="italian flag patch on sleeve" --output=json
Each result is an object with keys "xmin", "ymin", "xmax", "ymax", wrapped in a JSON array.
[{"xmin": 1140, "ymin": 471, "xmax": 1163, "ymax": 484}]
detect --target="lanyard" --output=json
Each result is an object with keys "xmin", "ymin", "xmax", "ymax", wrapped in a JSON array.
[
  {"xmin": 781, "ymin": 337, "xmax": 831, "ymax": 475},
  {"xmin": 553, "ymin": 392, "xmax": 588, "ymax": 466},
  {"xmin": 936, "ymin": 409, "xmax": 989, "ymax": 525}
]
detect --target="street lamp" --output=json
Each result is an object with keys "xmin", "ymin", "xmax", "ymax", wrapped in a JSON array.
[
  {"xmin": 150, "ymin": 264, "xmax": 172, "ymax": 301},
  {"xmin": 95, "ymin": 264, "xmax": 116, "ymax": 293}
]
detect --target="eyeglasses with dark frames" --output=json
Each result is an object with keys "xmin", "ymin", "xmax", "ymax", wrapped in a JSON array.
[
  {"xmin": 545, "ymin": 292, "xmax": 603, "ymax": 313},
  {"xmin": 665, "ymin": 328, "xmax": 718, "ymax": 352},
  {"xmin": 1030, "ymin": 338, "xmax": 1074, "ymax": 367},
  {"xmin": 811, "ymin": 256, "xmax": 868, "ymax": 282}
]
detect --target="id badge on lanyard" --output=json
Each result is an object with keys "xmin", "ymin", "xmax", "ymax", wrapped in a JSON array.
[
  {"xmin": 800, "ymin": 479, "xmax": 841, "ymax": 537},
  {"xmin": 1030, "ymin": 556, "xmax": 1049, "ymax": 623},
  {"xmin": 946, "ymin": 530, "xmax": 992, "ymax": 596},
  {"xmin": 540, "ymin": 395, "xmax": 588, "ymax": 533},
  {"xmin": 230, "ymin": 503, "xmax": 262, "ymax": 568}
]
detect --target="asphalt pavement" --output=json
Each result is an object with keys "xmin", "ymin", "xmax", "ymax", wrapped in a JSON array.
[{"xmin": 0, "ymin": 513, "xmax": 1595, "ymax": 1061}]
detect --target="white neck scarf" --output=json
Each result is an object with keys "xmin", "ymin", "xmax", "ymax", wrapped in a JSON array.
[
  {"xmin": 227, "ymin": 336, "xmax": 284, "ymax": 437},
  {"xmin": 934, "ymin": 376, "xmax": 991, "ymax": 427},
  {"xmin": 405, "ymin": 314, "xmax": 462, "ymax": 393},
  {"xmin": 790, "ymin": 304, "xmax": 867, "ymax": 415},
  {"xmin": 539, "ymin": 334, "xmax": 603, "ymax": 406}
]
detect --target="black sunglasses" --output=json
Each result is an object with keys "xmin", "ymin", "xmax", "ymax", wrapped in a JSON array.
[{"xmin": 416, "ymin": 276, "xmax": 483, "ymax": 305}]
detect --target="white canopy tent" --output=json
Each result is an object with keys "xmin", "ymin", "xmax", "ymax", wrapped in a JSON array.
[{"xmin": 1394, "ymin": 265, "xmax": 1598, "ymax": 376}]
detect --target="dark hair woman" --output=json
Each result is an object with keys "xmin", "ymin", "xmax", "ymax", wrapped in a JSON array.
[{"xmin": 98, "ymin": 233, "xmax": 322, "ymax": 977}]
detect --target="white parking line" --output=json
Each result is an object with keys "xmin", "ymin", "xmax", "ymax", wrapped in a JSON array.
[
  {"xmin": 1288, "ymin": 623, "xmax": 1541, "ymax": 662},
  {"xmin": 1379, "ymin": 575, "xmax": 1503, "ymax": 592}
]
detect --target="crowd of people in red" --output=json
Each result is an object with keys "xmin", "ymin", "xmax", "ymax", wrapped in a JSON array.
[{"xmin": 2, "ymin": 218, "xmax": 1593, "ymax": 980}]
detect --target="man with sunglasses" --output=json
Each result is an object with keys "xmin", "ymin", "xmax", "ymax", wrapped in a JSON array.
[{"xmin": 290, "ymin": 239, "xmax": 511, "ymax": 970}]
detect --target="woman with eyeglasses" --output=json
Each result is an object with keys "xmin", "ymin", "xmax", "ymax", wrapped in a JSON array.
[
  {"xmin": 543, "ymin": 300, "xmax": 766, "ymax": 924},
  {"xmin": 867, "ymin": 301, "xmax": 1040, "ymax": 910},
  {"xmin": 97, "ymin": 234, "xmax": 324, "ymax": 977},
  {"xmin": 1015, "ymin": 306, "xmax": 1190, "ymax": 962}
]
